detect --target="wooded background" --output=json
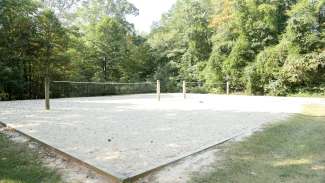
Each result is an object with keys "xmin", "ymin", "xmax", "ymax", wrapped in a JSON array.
[{"xmin": 0, "ymin": 0, "xmax": 324, "ymax": 100}]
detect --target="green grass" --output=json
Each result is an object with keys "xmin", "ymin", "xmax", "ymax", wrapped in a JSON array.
[
  {"xmin": 190, "ymin": 115, "xmax": 325, "ymax": 183},
  {"xmin": 288, "ymin": 91, "xmax": 325, "ymax": 98},
  {"xmin": 0, "ymin": 133, "xmax": 62, "ymax": 183}
]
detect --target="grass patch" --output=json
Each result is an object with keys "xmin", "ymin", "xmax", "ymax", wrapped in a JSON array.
[
  {"xmin": 0, "ymin": 133, "xmax": 62, "ymax": 183},
  {"xmin": 190, "ymin": 115, "xmax": 325, "ymax": 183}
]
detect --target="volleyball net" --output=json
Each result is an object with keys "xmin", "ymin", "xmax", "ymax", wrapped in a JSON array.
[
  {"xmin": 185, "ymin": 82, "xmax": 228, "ymax": 94},
  {"xmin": 45, "ymin": 80, "xmax": 230, "ymax": 109},
  {"xmin": 50, "ymin": 80, "xmax": 230, "ymax": 98},
  {"xmin": 50, "ymin": 81, "xmax": 157, "ymax": 98}
]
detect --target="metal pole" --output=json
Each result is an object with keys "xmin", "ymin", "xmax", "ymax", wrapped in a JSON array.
[
  {"xmin": 226, "ymin": 81, "xmax": 230, "ymax": 95},
  {"xmin": 157, "ymin": 80, "xmax": 160, "ymax": 101},
  {"xmin": 183, "ymin": 81, "xmax": 186, "ymax": 99},
  {"xmin": 86, "ymin": 83, "xmax": 89, "ymax": 96},
  {"xmin": 45, "ymin": 77, "xmax": 50, "ymax": 110}
]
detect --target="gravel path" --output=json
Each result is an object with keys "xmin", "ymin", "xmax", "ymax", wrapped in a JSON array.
[{"xmin": 0, "ymin": 94, "xmax": 324, "ymax": 180}]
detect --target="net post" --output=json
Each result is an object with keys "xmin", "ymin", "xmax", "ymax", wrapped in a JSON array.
[
  {"xmin": 183, "ymin": 81, "xmax": 186, "ymax": 99},
  {"xmin": 157, "ymin": 80, "xmax": 160, "ymax": 101},
  {"xmin": 45, "ymin": 77, "xmax": 50, "ymax": 110},
  {"xmin": 226, "ymin": 81, "xmax": 230, "ymax": 95}
]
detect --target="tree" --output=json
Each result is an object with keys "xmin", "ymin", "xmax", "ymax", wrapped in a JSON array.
[
  {"xmin": 1, "ymin": 0, "xmax": 324, "ymax": 100},
  {"xmin": 35, "ymin": 10, "xmax": 69, "ymax": 108},
  {"xmin": 84, "ymin": 17, "xmax": 128, "ymax": 81},
  {"xmin": 148, "ymin": 0, "xmax": 213, "ymax": 91},
  {"xmin": 244, "ymin": 0, "xmax": 325, "ymax": 95},
  {"xmin": 76, "ymin": 0, "xmax": 138, "ymax": 30},
  {"xmin": 0, "ymin": 0, "xmax": 39, "ymax": 100},
  {"xmin": 36, "ymin": 9, "xmax": 69, "ymax": 76}
]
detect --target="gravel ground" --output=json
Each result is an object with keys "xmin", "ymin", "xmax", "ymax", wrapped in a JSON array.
[{"xmin": 0, "ymin": 94, "xmax": 324, "ymax": 181}]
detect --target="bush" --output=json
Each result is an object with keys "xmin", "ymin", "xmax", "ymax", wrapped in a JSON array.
[
  {"xmin": 279, "ymin": 52, "xmax": 325, "ymax": 90},
  {"xmin": 209, "ymin": 87, "xmax": 226, "ymax": 94},
  {"xmin": 244, "ymin": 42, "xmax": 289, "ymax": 95},
  {"xmin": 265, "ymin": 80, "xmax": 288, "ymax": 96},
  {"xmin": 0, "ymin": 91, "xmax": 9, "ymax": 101}
]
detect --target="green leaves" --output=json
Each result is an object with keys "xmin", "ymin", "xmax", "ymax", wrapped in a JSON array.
[
  {"xmin": 0, "ymin": 0, "xmax": 70, "ymax": 100},
  {"xmin": 148, "ymin": 0, "xmax": 212, "ymax": 83},
  {"xmin": 90, "ymin": 17, "xmax": 129, "ymax": 81},
  {"xmin": 0, "ymin": 0, "xmax": 39, "ymax": 99},
  {"xmin": 1, "ymin": 0, "xmax": 324, "ymax": 99},
  {"xmin": 206, "ymin": 0, "xmax": 324, "ymax": 95},
  {"xmin": 76, "ymin": 0, "xmax": 138, "ymax": 27},
  {"xmin": 281, "ymin": 52, "xmax": 325, "ymax": 85},
  {"xmin": 285, "ymin": 2, "xmax": 322, "ymax": 53},
  {"xmin": 0, "ymin": 0, "xmax": 156, "ymax": 100}
]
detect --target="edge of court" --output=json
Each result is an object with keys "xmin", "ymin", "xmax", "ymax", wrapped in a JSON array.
[
  {"xmin": 0, "ymin": 119, "xmax": 266, "ymax": 183},
  {"xmin": 0, "ymin": 120, "xmax": 124, "ymax": 183}
]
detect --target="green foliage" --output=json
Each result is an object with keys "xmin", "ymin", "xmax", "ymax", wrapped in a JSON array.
[
  {"xmin": 245, "ymin": 41, "xmax": 289, "ymax": 95},
  {"xmin": 223, "ymin": 36, "xmax": 254, "ymax": 89},
  {"xmin": 124, "ymin": 37, "xmax": 157, "ymax": 81},
  {"xmin": 67, "ymin": 0, "xmax": 154, "ymax": 84},
  {"xmin": 235, "ymin": 0, "xmax": 279, "ymax": 51},
  {"xmin": 88, "ymin": 17, "xmax": 128, "ymax": 81},
  {"xmin": 148, "ymin": 0, "xmax": 213, "ymax": 91},
  {"xmin": 285, "ymin": 0, "xmax": 324, "ymax": 53},
  {"xmin": 0, "ymin": 0, "xmax": 70, "ymax": 100},
  {"xmin": 36, "ymin": 10, "xmax": 69, "ymax": 77},
  {"xmin": 75, "ymin": 0, "xmax": 138, "ymax": 31},
  {"xmin": 280, "ymin": 52, "xmax": 325, "ymax": 89},
  {"xmin": 0, "ymin": 0, "xmax": 156, "ymax": 100},
  {"xmin": 0, "ymin": 0, "xmax": 39, "ymax": 99},
  {"xmin": 204, "ymin": 0, "xmax": 324, "ymax": 96},
  {"xmin": 0, "ymin": 0, "xmax": 324, "ymax": 99}
]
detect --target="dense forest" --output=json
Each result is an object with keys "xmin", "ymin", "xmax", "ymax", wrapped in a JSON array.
[{"xmin": 0, "ymin": 0, "xmax": 324, "ymax": 100}]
